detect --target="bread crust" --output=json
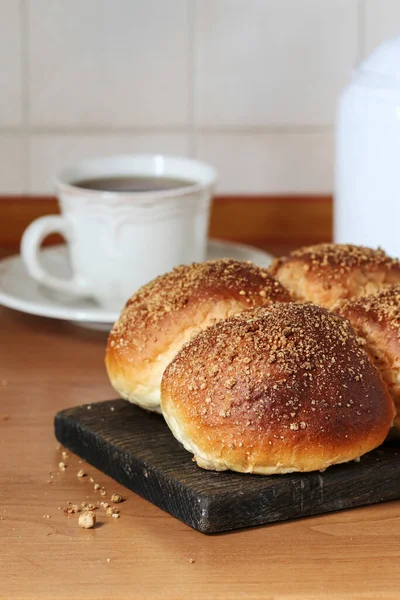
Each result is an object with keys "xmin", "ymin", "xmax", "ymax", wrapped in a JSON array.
[
  {"xmin": 106, "ymin": 259, "xmax": 291, "ymax": 412},
  {"xmin": 337, "ymin": 285, "xmax": 400, "ymax": 431},
  {"xmin": 269, "ymin": 243, "xmax": 400, "ymax": 309},
  {"xmin": 161, "ymin": 302, "xmax": 394, "ymax": 474}
]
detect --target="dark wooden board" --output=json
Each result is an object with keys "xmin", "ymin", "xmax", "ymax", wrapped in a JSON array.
[{"xmin": 54, "ymin": 399, "xmax": 400, "ymax": 534}]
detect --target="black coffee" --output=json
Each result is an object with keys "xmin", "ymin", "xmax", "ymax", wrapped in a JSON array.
[{"xmin": 74, "ymin": 176, "xmax": 194, "ymax": 193}]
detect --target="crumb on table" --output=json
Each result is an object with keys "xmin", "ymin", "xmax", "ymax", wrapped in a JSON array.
[
  {"xmin": 111, "ymin": 493, "xmax": 124, "ymax": 504},
  {"xmin": 78, "ymin": 511, "xmax": 96, "ymax": 529}
]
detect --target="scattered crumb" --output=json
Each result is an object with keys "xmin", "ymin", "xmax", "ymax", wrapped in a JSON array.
[
  {"xmin": 106, "ymin": 506, "xmax": 119, "ymax": 517},
  {"xmin": 189, "ymin": 558, "xmax": 195, "ymax": 564},
  {"xmin": 111, "ymin": 493, "xmax": 124, "ymax": 504},
  {"xmin": 58, "ymin": 462, "xmax": 67, "ymax": 471},
  {"xmin": 46, "ymin": 479, "xmax": 52, "ymax": 484},
  {"xmin": 107, "ymin": 558, "xmax": 111, "ymax": 562},
  {"xmin": 63, "ymin": 505, "xmax": 80, "ymax": 514},
  {"xmin": 112, "ymin": 513, "xmax": 120, "ymax": 519},
  {"xmin": 81, "ymin": 503, "xmax": 97, "ymax": 511},
  {"xmin": 46, "ymin": 532, "xmax": 52, "ymax": 536},
  {"xmin": 89, "ymin": 477, "xmax": 95, "ymax": 483},
  {"xmin": 93, "ymin": 483, "xmax": 100, "ymax": 490},
  {"xmin": 56, "ymin": 444, "xmax": 61, "ymax": 451},
  {"xmin": 78, "ymin": 511, "xmax": 96, "ymax": 529},
  {"xmin": 100, "ymin": 489, "xmax": 107, "ymax": 496},
  {"xmin": 43, "ymin": 515, "xmax": 51, "ymax": 519},
  {"xmin": 61, "ymin": 451, "xmax": 69, "ymax": 460},
  {"xmin": 77, "ymin": 469, "xmax": 86, "ymax": 478}
]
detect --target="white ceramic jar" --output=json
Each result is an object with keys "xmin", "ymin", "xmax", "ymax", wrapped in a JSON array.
[{"xmin": 335, "ymin": 36, "xmax": 400, "ymax": 257}]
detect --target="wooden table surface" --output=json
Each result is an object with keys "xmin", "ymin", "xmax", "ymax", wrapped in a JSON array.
[{"xmin": 1, "ymin": 304, "xmax": 400, "ymax": 600}]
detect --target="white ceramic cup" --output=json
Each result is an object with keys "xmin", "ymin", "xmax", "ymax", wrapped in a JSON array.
[{"xmin": 21, "ymin": 154, "xmax": 216, "ymax": 310}]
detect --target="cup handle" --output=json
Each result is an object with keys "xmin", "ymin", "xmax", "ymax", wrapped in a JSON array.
[{"xmin": 21, "ymin": 215, "xmax": 90, "ymax": 297}]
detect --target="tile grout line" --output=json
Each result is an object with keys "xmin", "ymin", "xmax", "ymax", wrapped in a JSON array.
[
  {"xmin": 0, "ymin": 125, "xmax": 333, "ymax": 136},
  {"xmin": 358, "ymin": 0, "xmax": 366, "ymax": 60},
  {"xmin": 19, "ymin": 0, "xmax": 30, "ymax": 193},
  {"xmin": 187, "ymin": 0, "xmax": 197, "ymax": 158}
]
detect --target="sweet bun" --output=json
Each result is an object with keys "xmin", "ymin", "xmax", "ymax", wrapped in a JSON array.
[
  {"xmin": 106, "ymin": 259, "xmax": 291, "ymax": 413},
  {"xmin": 269, "ymin": 243, "xmax": 400, "ymax": 309},
  {"xmin": 337, "ymin": 285, "xmax": 400, "ymax": 431},
  {"xmin": 161, "ymin": 302, "xmax": 394, "ymax": 474}
]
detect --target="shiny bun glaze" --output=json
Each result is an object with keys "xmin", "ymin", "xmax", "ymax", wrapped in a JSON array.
[
  {"xmin": 337, "ymin": 284, "xmax": 400, "ymax": 431},
  {"xmin": 106, "ymin": 259, "xmax": 291, "ymax": 412},
  {"xmin": 161, "ymin": 302, "xmax": 394, "ymax": 474},
  {"xmin": 269, "ymin": 243, "xmax": 400, "ymax": 309}
]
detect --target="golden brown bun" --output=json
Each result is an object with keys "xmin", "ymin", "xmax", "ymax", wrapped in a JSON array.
[
  {"xmin": 269, "ymin": 243, "xmax": 400, "ymax": 309},
  {"xmin": 106, "ymin": 259, "xmax": 291, "ymax": 413},
  {"xmin": 337, "ymin": 285, "xmax": 400, "ymax": 431},
  {"xmin": 161, "ymin": 302, "xmax": 394, "ymax": 474}
]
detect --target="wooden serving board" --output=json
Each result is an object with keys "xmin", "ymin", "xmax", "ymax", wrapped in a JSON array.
[{"xmin": 55, "ymin": 399, "xmax": 400, "ymax": 534}]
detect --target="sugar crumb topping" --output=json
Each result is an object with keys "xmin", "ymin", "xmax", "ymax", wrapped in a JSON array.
[
  {"xmin": 163, "ymin": 302, "xmax": 383, "ymax": 444},
  {"xmin": 109, "ymin": 259, "xmax": 290, "ymax": 350},
  {"xmin": 340, "ymin": 284, "xmax": 400, "ymax": 331},
  {"xmin": 274, "ymin": 243, "xmax": 400, "ymax": 279}
]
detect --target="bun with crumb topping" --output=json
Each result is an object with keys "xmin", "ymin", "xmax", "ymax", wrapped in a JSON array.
[
  {"xmin": 106, "ymin": 259, "xmax": 291, "ymax": 413},
  {"xmin": 337, "ymin": 285, "xmax": 400, "ymax": 432},
  {"xmin": 161, "ymin": 302, "xmax": 394, "ymax": 474},
  {"xmin": 269, "ymin": 243, "xmax": 400, "ymax": 309}
]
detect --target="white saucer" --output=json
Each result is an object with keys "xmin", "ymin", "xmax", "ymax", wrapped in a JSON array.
[{"xmin": 0, "ymin": 240, "xmax": 272, "ymax": 331}]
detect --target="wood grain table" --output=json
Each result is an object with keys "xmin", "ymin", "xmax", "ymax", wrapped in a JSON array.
[{"xmin": 1, "ymin": 305, "xmax": 400, "ymax": 600}]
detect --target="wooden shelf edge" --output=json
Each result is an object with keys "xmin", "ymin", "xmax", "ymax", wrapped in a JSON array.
[{"xmin": 0, "ymin": 194, "xmax": 333, "ymax": 255}]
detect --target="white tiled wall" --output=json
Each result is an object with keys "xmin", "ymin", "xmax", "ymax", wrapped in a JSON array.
[
  {"xmin": 195, "ymin": 0, "xmax": 359, "ymax": 127},
  {"xmin": 29, "ymin": 133, "xmax": 191, "ymax": 192},
  {"xmin": 0, "ymin": 0, "xmax": 23, "ymax": 127},
  {"xmin": 28, "ymin": 0, "xmax": 190, "ymax": 127},
  {"xmin": 1, "ymin": 0, "xmax": 398, "ymax": 195}
]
